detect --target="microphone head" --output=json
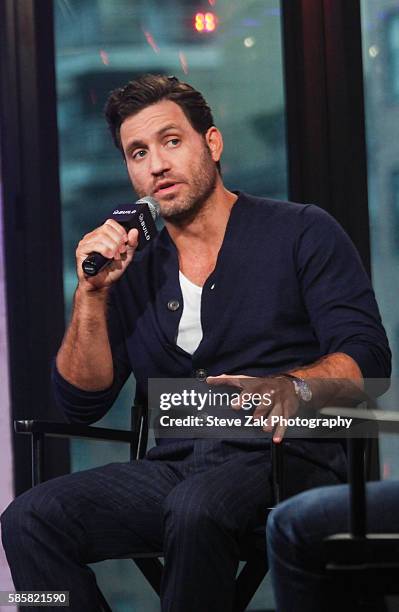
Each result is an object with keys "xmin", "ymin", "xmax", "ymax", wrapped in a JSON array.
[{"xmin": 136, "ymin": 196, "xmax": 161, "ymax": 221}]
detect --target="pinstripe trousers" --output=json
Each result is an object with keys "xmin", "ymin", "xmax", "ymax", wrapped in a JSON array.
[{"xmin": 1, "ymin": 438, "xmax": 343, "ymax": 612}]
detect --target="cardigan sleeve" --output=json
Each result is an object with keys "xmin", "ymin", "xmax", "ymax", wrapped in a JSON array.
[
  {"xmin": 52, "ymin": 287, "xmax": 132, "ymax": 424},
  {"xmin": 295, "ymin": 205, "xmax": 391, "ymax": 384}
]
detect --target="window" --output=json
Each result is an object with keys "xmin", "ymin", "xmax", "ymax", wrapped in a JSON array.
[
  {"xmin": 387, "ymin": 12, "xmax": 399, "ymax": 101},
  {"xmin": 361, "ymin": 0, "xmax": 399, "ymax": 482}
]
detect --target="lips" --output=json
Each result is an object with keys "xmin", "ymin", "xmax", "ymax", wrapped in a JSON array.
[{"xmin": 154, "ymin": 180, "xmax": 180, "ymax": 195}]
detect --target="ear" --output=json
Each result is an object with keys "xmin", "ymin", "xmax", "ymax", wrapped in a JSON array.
[{"xmin": 205, "ymin": 126, "xmax": 223, "ymax": 163}]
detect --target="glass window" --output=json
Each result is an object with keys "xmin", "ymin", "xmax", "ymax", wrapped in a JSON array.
[
  {"xmin": 54, "ymin": 1, "xmax": 287, "ymax": 608},
  {"xmin": 391, "ymin": 170, "xmax": 399, "ymax": 251},
  {"xmin": 361, "ymin": 0, "xmax": 399, "ymax": 478},
  {"xmin": 387, "ymin": 11, "xmax": 399, "ymax": 100}
]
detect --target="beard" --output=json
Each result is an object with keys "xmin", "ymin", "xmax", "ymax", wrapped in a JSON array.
[{"xmin": 134, "ymin": 143, "xmax": 218, "ymax": 227}]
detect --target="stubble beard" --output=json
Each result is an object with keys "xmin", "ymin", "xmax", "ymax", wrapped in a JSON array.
[{"xmin": 135, "ymin": 145, "xmax": 219, "ymax": 227}]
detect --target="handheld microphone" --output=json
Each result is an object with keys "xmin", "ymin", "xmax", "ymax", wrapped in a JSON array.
[{"xmin": 82, "ymin": 196, "xmax": 160, "ymax": 277}]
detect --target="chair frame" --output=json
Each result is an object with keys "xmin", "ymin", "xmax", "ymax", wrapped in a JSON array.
[{"xmin": 320, "ymin": 407, "xmax": 399, "ymax": 598}]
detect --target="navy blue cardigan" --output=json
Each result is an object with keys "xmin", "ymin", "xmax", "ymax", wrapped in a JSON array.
[{"xmin": 53, "ymin": 192, "xmax": 391, "ymax": 432}]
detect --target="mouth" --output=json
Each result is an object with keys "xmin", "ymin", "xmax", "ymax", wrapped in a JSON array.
[{"xmin": 153, "ymin": 181, "xmax": 182, "ymax": 196}]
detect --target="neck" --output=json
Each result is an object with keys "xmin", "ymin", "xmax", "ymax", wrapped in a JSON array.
[{"xmin": 165, "ymin": 180, "xmax": 238, "ymax": 256}]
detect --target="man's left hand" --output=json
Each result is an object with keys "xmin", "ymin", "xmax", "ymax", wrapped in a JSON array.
[{"xmin": 206, "ymin": 374, "xmax": 300, "ymax": 442}]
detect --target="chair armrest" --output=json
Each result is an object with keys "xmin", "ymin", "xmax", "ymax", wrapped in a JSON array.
[
  {"xmin": 15, "ymin": 419, "xmax": 136, "ymax": 487},
  {"xmin": 14, "ymin": 420, "xmax": 133, "ymax": 443}
]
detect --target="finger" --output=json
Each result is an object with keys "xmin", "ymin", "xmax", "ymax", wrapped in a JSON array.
[
  {"xmin": 127, "ymin": 228, "xmax": 139, "ymax": 247},
  {"xmin": 107, "ymin": 257, "xmax": 124, "ymax": 272},
  {"xmin": 92, "ymin": 222, "xmax": 129, "ymax": 259},
  {"xmin": 206, "ymin": 375, "xmax": 247, "ymax": 412},
  {"xmin": 253, "ymin": 387, "xmax": 276, "ymax": 420},
  {"xmin": 230, "ymin": 391, "xmax": 244, "ymax": 411},
  {"xmin": 102, "ymin": 222, "xmax": 129, "ymax": 252},
  {"xmin": 80, "ymin": 234, "xmax": 123, "ymax": 256},
  {"xmin": 206, "ymin": 375, "xmax": 244, "ymax": 389},
  {"xmin": 209, "ymin": 374, "xmax": 254, "ymax": 379},
  {"xmin": 78, "ymin": 237, "xmax": 122, "ymax": 261},
  {"xmin": 104, "ymin": 218, "xmax": 129, "ymax": 238},
  {"xmin": 80, "ymin": 224, "xmax": 127, "ymax": 252},
  {"xmin": 272, "ymin": 427, "xmax": 285, "ymax": 444},
  {"xmin": 271, "ymin": 399, "xmax": 294, "ymax": 442},
  {"xmin": 262, "ymin": 401, "xmax": 283, "ymax": 434},
  {"xmin": 272, "ymin": 420, "xmax": 287, "ymax": 443},
  {"xmin": 121, "ymin": 241, "xmax": 138, "ymax": 266}
]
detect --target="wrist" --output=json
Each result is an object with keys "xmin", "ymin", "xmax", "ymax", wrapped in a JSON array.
[
  {"xmin": 74, "ymin": 285, "xmax": 110, "ymax": 318},
  {"xmin": 279, "ymin": 373, "xmax": 313, "ymax": 407},
  {"xmin": 76, "ymin": 283, "xmax": 110, "ymax": 300}
]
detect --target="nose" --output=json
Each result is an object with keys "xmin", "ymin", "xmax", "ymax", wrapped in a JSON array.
[{"xmin": 149, "ymin": 147, "xmax": 171, "ymax": 176}]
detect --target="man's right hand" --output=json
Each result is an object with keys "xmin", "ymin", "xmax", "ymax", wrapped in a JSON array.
[{"xmin": 76, "ymin": 219, "xmax": 139, "ymax": 292}]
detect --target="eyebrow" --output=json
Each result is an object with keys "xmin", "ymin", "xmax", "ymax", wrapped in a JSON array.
[{"xmin": 125, "ymin": 124, "xmax": 182, "ymax": 156}]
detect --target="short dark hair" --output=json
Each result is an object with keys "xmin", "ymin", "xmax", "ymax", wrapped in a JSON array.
[{"xmin": 104, "ymin": 74, "xmax": 221, "ymax": 172}]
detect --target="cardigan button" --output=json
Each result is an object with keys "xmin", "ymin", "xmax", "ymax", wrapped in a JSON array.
[
  {"xmin": 194, "ymin": 368, "xmax": 207, "ymax": 381},
  {"xmin": 167, "ymin": 299, "xmax": 180, "ymax": 311}
]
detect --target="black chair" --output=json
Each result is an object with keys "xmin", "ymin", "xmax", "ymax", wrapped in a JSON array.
[
  {"xmin": 15, "ymin": 398, "xmax": 276, "ymax": 612},
  {"xmin": 321, "ymin": 406, "xmax": 399, "ymax": 605},
  {"xmin": 15, "ymin": 401, "xmax": 376, "ymax": 611}
]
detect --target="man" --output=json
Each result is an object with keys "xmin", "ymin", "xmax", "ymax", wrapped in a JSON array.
[
  {"xmin": 1, "ymin": 74, "xmax": 391, "ymax": 611},
  {"xmin": 266, "ymin": 481, "xmax": 399, "ymax": 611}
]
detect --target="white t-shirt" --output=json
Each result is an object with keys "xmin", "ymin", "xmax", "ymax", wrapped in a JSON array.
[{"xmin": 177, "ymin": 271, "xmax": 203, "ymax": 354}]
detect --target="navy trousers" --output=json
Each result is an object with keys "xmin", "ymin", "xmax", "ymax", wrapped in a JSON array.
[{"xmin": 1, "ymin": 439, "xmax": 342, "ymax": 612}]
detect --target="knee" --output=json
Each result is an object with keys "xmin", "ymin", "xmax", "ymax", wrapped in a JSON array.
[
  {"xmin": 267, "ymin": 487, "xmax": 326, "ymax": 553},
  {"xmin": 267, "ymin": 484, "xmax": 348, "ymax": 556},
  {"xmin": 266, "ymin": 497, "xmax": 298, "ymax": 553},
  {"xmin": 1, "ymin": 499, "xmax": 16, "ymax": 552},
  {"xmin": 1, "ymin": 484, "xmax": 68, "ymax": 552},
  {"xmin": 1, "ymin": 494, "xmax": 32, "ymax": 553}
]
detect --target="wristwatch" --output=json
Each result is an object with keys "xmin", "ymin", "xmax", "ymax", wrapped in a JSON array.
[{"xmin": 282, "ymin": 374, "xmax": 313, "ymax": 404}]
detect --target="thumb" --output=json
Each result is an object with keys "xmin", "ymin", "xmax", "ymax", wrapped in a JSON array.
[{"xmin": 127, "ymin": 228, "xmax": 139, "ymax": 247}]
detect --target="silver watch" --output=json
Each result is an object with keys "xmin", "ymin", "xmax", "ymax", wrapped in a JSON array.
[{"xmin": 283, "ymin": 374, "xmax": 312, "ymax": 403}]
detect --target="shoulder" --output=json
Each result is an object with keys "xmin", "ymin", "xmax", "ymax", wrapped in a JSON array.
[
  {"xmin": 234, "ymin": 191, "xmax": 340, "ymax": 239},
  {"xmin": 237, "ymin": 192, "xmax": 337, "ymax": 226},
  {"xmin": 236, "ymin": 191, "xmax": 310, "ymax": 218},
  {"xmin": 235, "ymin": 192, "xmax": 333, "ymax": 233},
  {"xmin": 235, "ymin": 193, "xmax": 357, "ymax": 262}
]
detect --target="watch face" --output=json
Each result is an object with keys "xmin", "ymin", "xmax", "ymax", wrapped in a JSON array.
[
  {"xmin": 297, "ymin": 379, "xmax": 312, "ymax": 402},
  {"xmin": 283, "ymin": 374, "xmax": 313, "ymax": 403}
]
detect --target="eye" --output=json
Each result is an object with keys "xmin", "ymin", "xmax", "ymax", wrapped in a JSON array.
[
  {"xmin": 166, "ymin": 138, "xmax": 180, "ymax": 148},
  {"xmin": 132, "ymin": 149, "xmax": 147, "ymax": 160}
]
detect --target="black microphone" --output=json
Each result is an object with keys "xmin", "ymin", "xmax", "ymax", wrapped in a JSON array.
[{"xmin": 82, "ymin": 196, "xmax": 160, "ymax": 277}]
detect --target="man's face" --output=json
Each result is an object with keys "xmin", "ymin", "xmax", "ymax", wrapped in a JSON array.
[{"xmin": 120, "ymin": 100, "xmax": 220, "ymax": 224}]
